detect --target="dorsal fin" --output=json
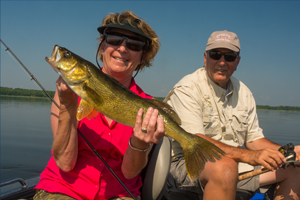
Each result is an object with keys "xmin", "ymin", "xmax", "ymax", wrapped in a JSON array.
[{"xmin": 149, "ymin": 99, "xmax": 181, "ymax": 125}]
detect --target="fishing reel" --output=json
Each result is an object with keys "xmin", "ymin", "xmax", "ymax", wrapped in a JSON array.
[{"xmin": 278, "ymin": 143, "xmax": 296, "ymax": 168}]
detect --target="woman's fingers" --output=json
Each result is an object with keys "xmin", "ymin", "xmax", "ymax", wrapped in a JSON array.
[
  {"xmin": 135, "ymin": 108, "xmax": 143, "ymax": 125},
  {"xmin": 147, "ymin": 108, "xmax": 158, "ymax": 133},
  {"xmin": 55, "ymin": 76, "xmax": 78, "ymax": 109},
  {"xmin": 154, "ymin": 116, "xmax": 165, "ymax": 142},
  {"xmin": 56, "ymin": 76, "xmax": 71, "ymax": 92},
  {"xmin": 141, "ymin": 107, "xmax": 153, "ymax": 132},
  {"xmin": 133, "ymin": 107, "xmax": 164, "ymax": 144}
]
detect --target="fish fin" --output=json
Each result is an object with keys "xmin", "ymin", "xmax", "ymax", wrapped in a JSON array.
[
  {"xmin": 77, "ymin": 99, "xmax": 95, "ymax": 121},
  {"xmin": 87, "ymin": 108, "xmax": 98, "ymax": 120},
  {"xmin": 182, "ymin": 134, "xmax": 226, "ymax": 180},
  {"xmin": 149, "ymin": 99, "xmax": 181, "ymax": 125}
]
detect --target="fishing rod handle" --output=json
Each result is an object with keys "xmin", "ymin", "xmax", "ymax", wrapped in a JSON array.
[
  {"xmin": 238, "ymin": 168, "xmax": 269, "ymax": 181},
  {"xmin": 238, "ymin": 159, "xmax": 300, "ymax": 181}
]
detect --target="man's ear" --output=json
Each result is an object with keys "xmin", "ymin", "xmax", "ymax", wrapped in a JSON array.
[
  {"xmin": 236, "ymin": 56, "xmax": 241, "ymax": 66},
  {"xmin": 233, "ymin": 56, "xmax": 241, "ymax": 72}
]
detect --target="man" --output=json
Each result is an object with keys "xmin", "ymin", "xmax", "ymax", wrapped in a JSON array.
[{"xmin": 164, "ymin": 30, "xmax": 300, "ymax": 200}]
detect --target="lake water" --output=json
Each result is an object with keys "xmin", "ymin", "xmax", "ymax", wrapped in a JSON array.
[
  {"xmin": 1, "ymin": 96, "xmax": 300, "ymax": 182},
  {"xmin": 1, "ymin": 96, "xmax": 53, "ymax": 182}
]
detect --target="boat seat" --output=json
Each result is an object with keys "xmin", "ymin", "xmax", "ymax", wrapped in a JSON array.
[
  {"xmin": 139, "ymin": 135, "xmax": 255, "ymax": 200},
  {"xmin": 140, "ymin": 136, "xmax": 172, "ymax": 200}
]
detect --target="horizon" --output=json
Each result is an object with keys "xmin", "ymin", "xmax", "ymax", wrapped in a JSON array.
[{"xmin": 2, "ymin": 86, "xmax": 300, "ymax": 108}]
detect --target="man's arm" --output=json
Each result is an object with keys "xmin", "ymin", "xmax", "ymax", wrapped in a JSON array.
[
  {"xmin": 196, "ymin": 134, "xmax": 286, "ymax": 170},
  {"xmin": 246, "ymin": 138, "xmax": 280, "ymax": 151},
  {"xmin": 248, "ymin": 138, "xmax": 300, "ymax": 161}
]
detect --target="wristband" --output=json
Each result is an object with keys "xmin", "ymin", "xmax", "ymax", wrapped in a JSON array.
[{"xmin": 128, "ymin": 136, "xmax": 151, "ymax": 152}]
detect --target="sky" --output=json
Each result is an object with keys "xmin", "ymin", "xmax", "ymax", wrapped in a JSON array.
[{"xmin": 1, "ymin": 0, "xmax": 300, "ymax": 106}]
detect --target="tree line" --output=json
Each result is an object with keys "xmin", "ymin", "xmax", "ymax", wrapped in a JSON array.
[
  {"xmin": 256, "ymin": 105, "xmax": 300, "ymax": 112},
  {"xmin": 1, "ymin": 87, "xmax": 300, "ymax": 111},
  {"xmin": 1, "ymin": 87, "xmax": 55, "ymax": 98}
]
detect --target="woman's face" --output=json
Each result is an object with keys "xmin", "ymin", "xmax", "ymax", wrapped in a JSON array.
[{"xmin": 100, "ymin": 28, "xmax": 145, "ymax": 79}]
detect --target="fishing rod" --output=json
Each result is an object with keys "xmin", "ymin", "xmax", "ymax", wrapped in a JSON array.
[
  {"xmin": 0, "ymin": 39, "xmax": 59, "ymax": 108},
  {"xmin": 238, "ymin": 155, "xmax": 300, "ymax": 181},
  {"xmin": 0, "ymin": 39, "xmax": 137, "ymax": 200}
]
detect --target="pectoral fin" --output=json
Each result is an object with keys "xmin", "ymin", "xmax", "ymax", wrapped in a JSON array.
[
  {"xmin": 86, "ymin": 108, "xmax": 98, "ymax": 120},
  {"xmin": 77, "ymin": 99, "xmax": 97, "ymax": 121}
]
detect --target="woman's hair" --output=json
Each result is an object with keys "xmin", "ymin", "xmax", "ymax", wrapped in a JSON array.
[{"xmin": 98, "ymin": 10, "xmax": 160, "ymax": 71}]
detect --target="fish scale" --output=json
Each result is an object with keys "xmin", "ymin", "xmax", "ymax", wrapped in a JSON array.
[{"xmin": 46, "ymin": 45, "xmax": 226, "ymax": 180}]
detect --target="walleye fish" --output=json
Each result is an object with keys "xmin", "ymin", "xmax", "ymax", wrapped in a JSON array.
[{"xmin": 46, "ymin": 45, "xmax": 225, "ymax": 180}]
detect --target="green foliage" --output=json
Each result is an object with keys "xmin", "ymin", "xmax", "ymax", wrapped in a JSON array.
[
  {"xmin": 0, "ymin": 87, "xmax": 55, "ymax": 98},
  {"xmin": 154, "ymin": 97, "xmax": 165, "ymax": 101},
  {"xmin": 256, "ymin": 105, "xmax": 300, "ymax": 112}
]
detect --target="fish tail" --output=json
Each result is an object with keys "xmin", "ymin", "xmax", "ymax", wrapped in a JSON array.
[{"xmin": 181, "ymin": 134, "xmax": 225, "ymax": 180}]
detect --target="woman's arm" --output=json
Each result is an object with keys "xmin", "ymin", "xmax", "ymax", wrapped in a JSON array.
[
  {"xmin": 51, "ymin": 76, "xmax": 79, "ymax": 172},
  {"xmin": 121, "ymin": 107, "xmax": 165, "ymax": 179}
]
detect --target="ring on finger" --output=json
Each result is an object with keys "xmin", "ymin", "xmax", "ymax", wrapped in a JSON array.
[{"xmin": 141, "ymin": 127, "xmax": 147, "ymax": 132}]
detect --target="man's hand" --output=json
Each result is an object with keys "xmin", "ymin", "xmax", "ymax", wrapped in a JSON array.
[
  {"xmin": 245, "ymin": 148, "xmax": 286, "ymax": 170},
  {"xmin": 295, "ymin": 145, "xmax": 300, "ymax": 161}
]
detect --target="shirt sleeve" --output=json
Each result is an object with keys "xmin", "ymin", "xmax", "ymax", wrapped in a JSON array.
[
  {"xmin": 166, "ymin": 85, "xmax": 204, "ymax": 135},
  {"xmin": 245, "ymin": 92, "xmax": 265, "ymax": 143}
]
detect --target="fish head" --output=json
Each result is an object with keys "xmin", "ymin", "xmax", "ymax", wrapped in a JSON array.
[
  {"xmin": 46, "ymin": 45, "xmax": 77, "ymax": 73},
  {"xmin": 46, "ymin": 45, "xmax": 90, "ymax": 85}
]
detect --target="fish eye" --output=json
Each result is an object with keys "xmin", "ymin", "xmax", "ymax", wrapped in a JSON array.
[{"xmin": 64, "ymin": 52, "xmax": 71, "ymax": 58}]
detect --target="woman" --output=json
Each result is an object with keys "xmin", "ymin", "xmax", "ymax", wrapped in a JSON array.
[{"xmin": 34, "ymin": 10, "xmax": 164, "ymax": 200}]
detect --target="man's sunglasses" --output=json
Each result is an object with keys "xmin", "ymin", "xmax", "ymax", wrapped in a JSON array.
[
  {"xmin": 207, "ymin": 50, "xmax": 239, "ymax": 62},
  {"xmin": 104, "ymin": 32, "xmax": 146, "ymax": 51}
]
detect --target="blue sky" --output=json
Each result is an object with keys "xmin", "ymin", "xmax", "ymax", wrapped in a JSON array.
[{"xmin": 1, "ymin": 0, "xmax": 300, "ymax": 106}]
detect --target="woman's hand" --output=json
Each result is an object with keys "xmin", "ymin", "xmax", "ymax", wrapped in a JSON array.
[
  {"xmin": 56, "ymin": 76, "xmax": 78, "ymax": 110},
  {"xmin": 131, "ymin": 107, "xmax": 165, "ymax": 151},
  {"xmin": 122, "ymin": 107, "xmax": 165, "ymax": 179}
]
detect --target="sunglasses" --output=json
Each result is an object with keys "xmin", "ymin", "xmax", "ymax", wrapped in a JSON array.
[
  {"xmin": 207, "ymin": 50, "xmax": 239, "ymax": 62},
  {"xmin": 104, "ymin": 32, "xmax": 146, "ymax": 51}
]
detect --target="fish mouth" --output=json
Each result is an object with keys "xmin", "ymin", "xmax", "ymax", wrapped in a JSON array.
[{"xmin": 45, "ymin": 45, "xmax": 61, "ymax": 73}]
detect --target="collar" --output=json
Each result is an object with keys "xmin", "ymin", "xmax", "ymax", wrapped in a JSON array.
[
  {"xmin": 129, "ymin": 78, "xmax": 137, "ymax": 91},
  {"xmin": 205, "ymin": 69, "xmax": 234, "ymax": 102}
]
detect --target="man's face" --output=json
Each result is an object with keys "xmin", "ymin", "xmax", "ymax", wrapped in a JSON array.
[{"xmin": 204, "ymin": 48, "xmax": 240, "ymax": 89}]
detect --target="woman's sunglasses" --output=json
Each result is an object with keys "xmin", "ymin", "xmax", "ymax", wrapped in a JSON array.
[
  {"xmin": 207, "ymin": 50, "xmax": 239, "ymax": 62},
  {"xmin": 104, "ymin": 32, "xmax": 146, "ymax": 51}
]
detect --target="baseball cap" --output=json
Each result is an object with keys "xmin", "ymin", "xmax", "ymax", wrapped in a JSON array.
[
  {"xmin": 206, "ymin": 30, "xmax": 240, "ymax": 52},
  {"xmin": 97, "ymin": 19, "xmax": 152, "ymax": 45}
]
